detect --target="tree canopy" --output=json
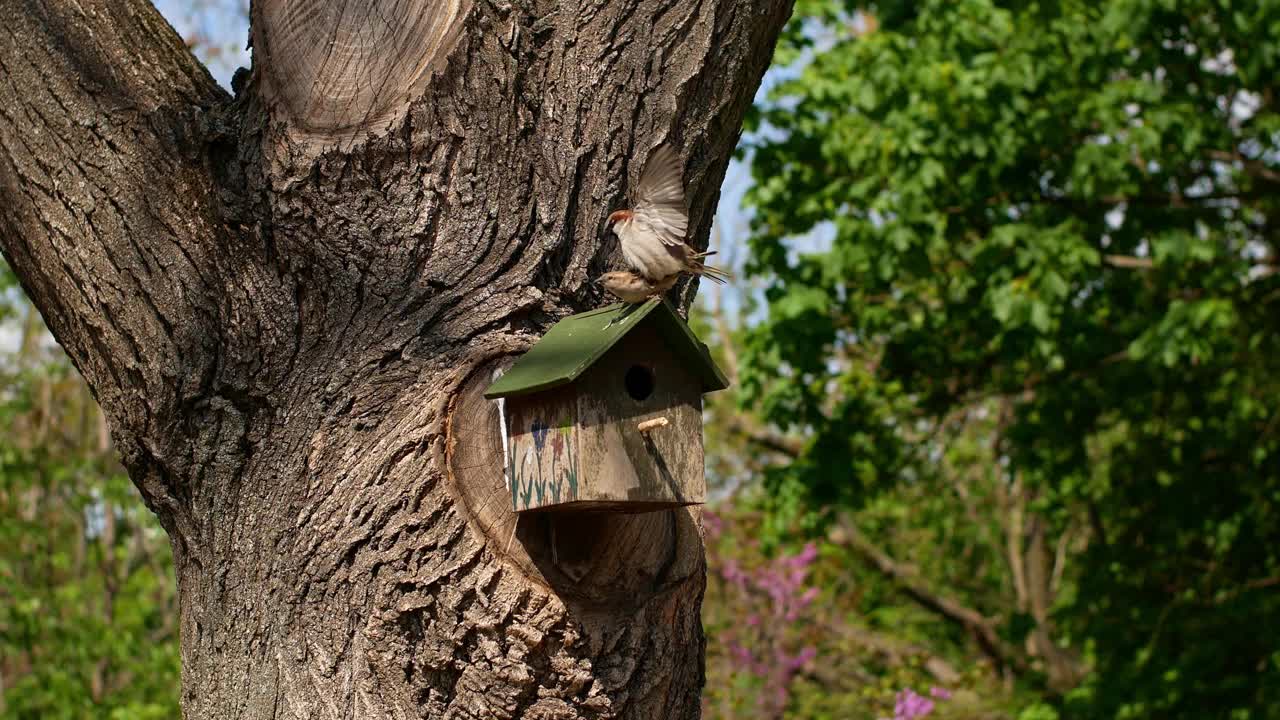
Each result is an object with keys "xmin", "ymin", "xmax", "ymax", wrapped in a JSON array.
[{"xmin": 740, "ymin": 1, "xmax": 1280, "ymax": 716}]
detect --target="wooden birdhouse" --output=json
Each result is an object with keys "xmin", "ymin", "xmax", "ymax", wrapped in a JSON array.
[{"xmin": 484, "ymin": 298, "xmax": 729, "ymax": 513}]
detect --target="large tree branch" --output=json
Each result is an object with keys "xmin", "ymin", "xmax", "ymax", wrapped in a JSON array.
[
  {"xmin": 832, "ymin": 522, "xmax": 1029, "ymax": 676},
  {"xmin": 1024, "ymin": 515, "xmax": 1085, "ymax": 690},
  {"xmin": 245, "ymin": 0, "xmax": 797, "ymax": 336},
  {"xmin": 725, "ymin": 416, "xmax": 805, "ymax": 458},
  {"xmin": 0, "ymin": 0, "xmax": 234, "ymax": 536},
  {"xmin": 1206, "ymin": 148, "xmax": 1280, "ymax": 185}
]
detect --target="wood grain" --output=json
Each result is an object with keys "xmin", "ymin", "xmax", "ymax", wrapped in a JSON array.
[{"xmin": 254, "ymin": 0, "xmax": 469, "ymax": 143}]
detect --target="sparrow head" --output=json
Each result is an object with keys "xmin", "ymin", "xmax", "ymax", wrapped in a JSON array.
[
  {"xmin": 596, "ymin": 270, "xmax": 656, "ymax": 303},
  {"xmin": 607, "ymin": 209, "xmax": 634, "ymax": 226},
  {"xmin": 596, "ymin": 270, "xmax": 640, "ymax": 289}
]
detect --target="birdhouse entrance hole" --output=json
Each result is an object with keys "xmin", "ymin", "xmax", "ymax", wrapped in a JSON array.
[{"xmin": 624, "ymin": 365, "xmax": 655, "ymax": 401}]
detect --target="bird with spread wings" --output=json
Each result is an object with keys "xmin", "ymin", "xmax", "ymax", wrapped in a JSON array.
[{"xmin": 607, "ymin": 145, "xmax": 731, "ymax": 288}]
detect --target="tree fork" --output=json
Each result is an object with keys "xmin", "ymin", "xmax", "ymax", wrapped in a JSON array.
[{"xmin": 0, "ymin": 0, "xmax": 794, "ymax": 717}]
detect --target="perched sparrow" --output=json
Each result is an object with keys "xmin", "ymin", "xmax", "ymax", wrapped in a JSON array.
[
  {"xmin": 607, "ymin": 145, "xmax": 731, "ymax": 284},
  {"xmin": 597, "ymin": 270, "xmax": 677, "ymax": 304}
]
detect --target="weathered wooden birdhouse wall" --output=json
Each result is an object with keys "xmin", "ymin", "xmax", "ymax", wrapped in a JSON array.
[
  {"xmin": 500, "ymin": 389, "xmax": 582, "ymax": 511},
  {"xmin": 575, "ymin": 324, "xmax": 706, "ymax": 509},
  {"xmin": 487, "ymin": 300, "xmax": 727, "ymax": 513}
]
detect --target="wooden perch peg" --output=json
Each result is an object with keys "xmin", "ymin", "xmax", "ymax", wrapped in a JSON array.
[{"xmin": 637, "ymin": 417, "xmax": 670, "ymax": 433}]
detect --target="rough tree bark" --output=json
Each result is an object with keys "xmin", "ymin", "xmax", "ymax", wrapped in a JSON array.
[{"xmin": 0, "ymin": 0, "xmax": 793, "ymax": 717}]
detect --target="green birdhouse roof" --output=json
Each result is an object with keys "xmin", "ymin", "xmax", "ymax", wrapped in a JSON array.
[{"xmin": 483, "ymin": 298, "xmax": 730, "ymax": 399}]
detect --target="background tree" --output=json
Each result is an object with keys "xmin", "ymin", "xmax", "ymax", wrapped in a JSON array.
[
  {"xmin": 0, "ymin": 265, "xmax": 181, "ymax": 719},
  {"xmin": 0, "ymin": 0, "xmax": 794, "ymax": 717},
  {"xmin": 738, "ymin": 1, "xmax": 1280, "ymax": 717}
]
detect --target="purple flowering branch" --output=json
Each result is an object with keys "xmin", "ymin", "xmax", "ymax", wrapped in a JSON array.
[
  {"xmin": 880, "ymin": 687, "xmax": 953, "ymax": 720},
  {"xmin": 706, "ymin": 509, "xmax": 821, "ymax": 718}
]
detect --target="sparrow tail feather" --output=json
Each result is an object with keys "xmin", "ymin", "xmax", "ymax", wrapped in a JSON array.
[{"xmin": 689, "ymin": 260, "xmax": 732, "ymax": 284}]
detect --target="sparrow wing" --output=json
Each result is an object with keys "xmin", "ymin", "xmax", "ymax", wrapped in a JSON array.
[{"xmin": 632, "ymin": 145, "xmax": 689, "ymax": 247}]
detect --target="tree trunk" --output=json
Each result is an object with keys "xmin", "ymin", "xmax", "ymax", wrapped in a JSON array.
[{"xmin": 0, "ymin": 0, "xmax": 792, "ymax": 717}]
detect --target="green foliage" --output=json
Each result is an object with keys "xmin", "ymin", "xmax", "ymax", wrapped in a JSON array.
[
  {"xmin": 0, "ymin": 267, "xmax": 180, "ymax": 719},
  {"xmin": 740, "ymin": 1, "xmax": 1280, "ymax": 717},
  {"xmin": 0, "ymin": 262, "xmax": 18, "ymax": 324},
  {"xmin": 701, "ymin": 499, "xmax": 1032, "ymax": 720}
]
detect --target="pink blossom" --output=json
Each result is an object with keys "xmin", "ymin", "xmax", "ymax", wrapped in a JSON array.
[
  {"xmin": 711, "ymin": 523, "xmax": 823, "ymax": 718},
  {"xmin": 893, "ymin": 689, "xmax": 935, "ymax": 720},
  {"xmin": 703, "ymin": 510, "xmax": 724, "ymax": 539}
]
